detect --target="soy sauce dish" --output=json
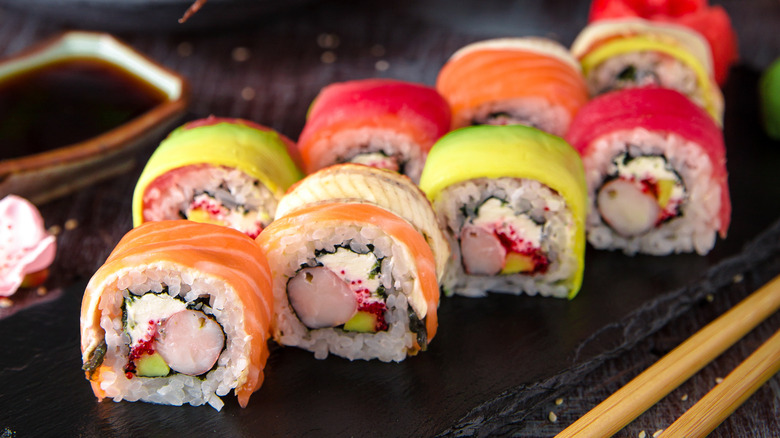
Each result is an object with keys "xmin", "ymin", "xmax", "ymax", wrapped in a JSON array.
[{"xmin": 0, "ymin": 31, "xmax": 189, "ymax": 204}]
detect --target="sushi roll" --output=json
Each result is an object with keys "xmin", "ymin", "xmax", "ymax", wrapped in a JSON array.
[
  {"xmin": 257, "ymin": 201, "xmax": 440, "ymax": 362},
  {"xmin": 295, "ymin": 78, "xmax": 451, "ymax": 183},
  {"xmin": 132, "ymin": 116, "xmax": 303, "ymax": 239},
  {"xmin": 80, "ymin": 221, "xmax": 274, "ymax": 410},
  {"xmin": 588, "ymin": 0, "xmax": 739, "ymax": 86},
  {"xmin": 566, "ymin": 87, "xmax": 730, "ymax": 255},
  {"xmin": 570, "ymin": 18, "xmax": 724, "ymax": 123},
  {"xmin": 275, "ymin": 163, "xmax": 450, "ymax": 281},
  {"xmin": 419, "ymin": 125, "xmax": 587, "ymax": 299},
  {"xmin": 436, "ymin": 37, "xmax": 589, "ymax": 136}
]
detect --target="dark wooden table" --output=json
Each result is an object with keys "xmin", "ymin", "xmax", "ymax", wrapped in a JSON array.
[{"xmin": 0, "ymin": 1, "xmax": 779, "ymax": 437}]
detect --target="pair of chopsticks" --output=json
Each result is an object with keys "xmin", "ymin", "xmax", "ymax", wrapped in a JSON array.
[{"xmin": 556, "ymin": 274, "xmax": 780, "ymax": 438}]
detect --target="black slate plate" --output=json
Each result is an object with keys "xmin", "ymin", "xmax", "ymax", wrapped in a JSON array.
[{"xmin": 1, "ymin": 65, "xmax": 779, "ymax": 437}]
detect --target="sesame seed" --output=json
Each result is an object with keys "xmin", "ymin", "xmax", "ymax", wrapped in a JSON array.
[
  {"xmin": 64, "ymin": 219, "xmax": 78, "ymax": 231},
  {"xmin": 375, "ymin": 60, "xmax": 390, "ymax": 71},
  {"xmin": 706, "ymin": 294, "xmax": 714, "ymax": 302},
  {"xmin": 715, "ymin": 377, "xmax": 724, "ymax": 384},
  {"xmin": 231, "ymin": 47, "xmax": 251, "ymax": 62},
  {"xmin": 681, "ymin": 394, "xmax": 689, "ymax": 401},
  {"xmin": 370, "ymin": 44, "xmax": 386, "ymax": 57},
  {"xmin": 733, "ymin": 273, "xmax": 744, "ymax": 283},
  {"xmin": 555, "ymin": 398, "xmax": 564, "ymax": 406},
  {"xmin": 0, "ymin": 298, "xmax": 12, "ymax": 308},
  {"xmin": 638, "ymin": 431, "xmax": 647, "ymax": 438},
  {"xmin": 321, "ymin": 51, "xmax": 337, "ymax": 64},
  {"xmin": 240, "ymin": 86, "xmax": 256, "ymax": 101},
  {"xmin": 36, "ymin": 286, "xmax": 47, "ymax": 296},
  {"xmin": 47, "ymin": 225, "xmax": 61, "ymax": 236},
  {"xmin": 177, "ymin": 42, "xmax": 193, "ymax": 57},
  {"xmin": 317, "ymin": 33, "xmax": 340, "ymax": 49},
  {"xmin": 548, "ymin": 411, "xmax": 557, "ymax": 423},
  {"xmin": 653, "ymin": 430, "xmax": 664, "ymax": 437}
]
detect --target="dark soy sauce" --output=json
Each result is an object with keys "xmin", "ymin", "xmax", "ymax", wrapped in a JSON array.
[{"xmin": 0, "ymin": 57, "xmax": 167, "ymax": 160}]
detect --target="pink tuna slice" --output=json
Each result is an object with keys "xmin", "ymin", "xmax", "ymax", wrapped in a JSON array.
[
  {"xmin": 460, "ymin": 225, "xmax": 506, "ymax": 275},
  {"xmin": 0, "ymin": 195, "xmax": 57, "ymax": 297},
  {"xmin": 287, "ymin": 267, "xmax": 358, "ymax": 329},
  {"xmin": 155, "ymin": 310, "xmax": 225, "ymax": 376}
]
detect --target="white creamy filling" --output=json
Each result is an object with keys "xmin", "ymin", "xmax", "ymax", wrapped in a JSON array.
[
  {"xmin": 124, "ymin": 293, "xmax": 187, "ymax": 347},
  {"xmin": 471, "ymin": 198, "xmax": 543, "ymax": 249},
  {"xmin": 318, "ymin": 248, "xmax": 383, "ymax": 301},
  {"xmin": 609, "ymin": 154, "xmax": 685, "ymax": 202}
]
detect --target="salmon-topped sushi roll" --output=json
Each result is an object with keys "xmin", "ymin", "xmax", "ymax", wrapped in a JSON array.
[
  {"xmin": 566, "ymin": 87, "xmax": 730, "ymax": 255},
  {"xmin": 296, "ymin": 79, "xmax": 451, "ymax": 183},
  {"xmin": 80, "ymin": 221, "xmax": 274, "ymax": 410},
  {"xmin": 419, "ymin": 125, "xmax": 587, "ymax": 299},
  {"xmin": 258, "ymin": 198, "xmax": 441, "ymax": 362},
  {"xmin": 571, "ymin": 18, "xmax": 724, "ymax": 123},
  {"xmin": 132, "ymin": 116, "xmax": 303, "ymax": 239},
  {"xmin": 436, "ymin": 37, "xmax": 589, "ymax": 136}
]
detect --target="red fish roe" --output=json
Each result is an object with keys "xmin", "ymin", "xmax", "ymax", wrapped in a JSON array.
[
  {"xmin": 360, "ymin": 301, "xmax": 389, "ymax": 331},
  {"xmin": 495, "ymin": 230, "xmax": 550, "ymax": 274},
  {"xmin": 124, "ymin": 320, "xmax": 158, "ymax": 378}
]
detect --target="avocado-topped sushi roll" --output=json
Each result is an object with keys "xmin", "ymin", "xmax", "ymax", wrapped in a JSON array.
[
  {"xmin": 436, "ymin": 37, "xmax": 589, "ymax": 136},
  {"xmin": 419, "ymin": 125, "xmax": 587, "ymax": 299},
  {"xmin": 133, "ymin": 117, "xmax": 303, "ymax": 238},
  {"xmin": 571, "ymin": 18, "xmax": 724, "ymax": 123},
  {"xmin": 257, "ymin": 202, "xmax": 439, "ymax": 362},
  {"xmin": 296, "ymin": 79, "xmax": 451, "ymax": 183},
  {"xmin": 566, "ymin": 87, "xmax": 730, "ymax": 255},
  {"xmin": 80, "ymin": 221, "xmax": 274, "ymax": 410}
]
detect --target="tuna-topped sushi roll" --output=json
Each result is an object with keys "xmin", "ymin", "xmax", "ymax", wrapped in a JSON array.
[
  {"xmin": 80, "ymin": 221, "xmax": 274, "ymax": 410},
  {"xmin": 133, "ymin": 117, "xmax": 303, "ymax": 239},
  {"xmin": 571, "ymin": 18, "xmax": 724, "ymax": 123},
  {"xmin": 257, "ymin": 167, "xmax": 444, "ymax": 362},
  {"xmin": 419, "ymin": 125, "xmax": 587, "ymax": 299},
  {"xmin": 296, "ymin": 78, "xmax": 451, "ymax": 183},
  {"xmin": 566, "ymin": 87, "xmax": 730, "ymax": 255},
  {"xmin": 436, "ymin": 37, "xmax": 588, "ymax": 136}
]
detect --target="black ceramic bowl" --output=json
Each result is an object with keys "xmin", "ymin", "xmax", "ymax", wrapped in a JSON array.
[{"xmin": 0, "ymin": 0, "xmax": 318, "ymax": 33}]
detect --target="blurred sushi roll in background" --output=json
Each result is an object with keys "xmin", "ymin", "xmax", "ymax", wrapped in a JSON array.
[
  {"xmin": 587, "ymin": 0, "xmax": 739, "ymax": 86},
  {"xmin": 419, "ymin": 125, "xmax": 587, "ymax": 299},
  {"xmin": 570, "ymin": 18, "xmax": 724, "ymax": 123},
  {"xmin": 436, "ymin": 37, "xmax": 589, "ymax": 137},
  {"xmin": 80, "ymin": 221, "xmax": 274, "ymax": 410},
  {"xmin": 132, "ymin": 117, "xmax": 303, "ymax": 238},
  {"xmin": 295, "ymin": 79, "xmax": 451, "ymax": 183},
  {"xmin": 566, "ymin": 87, "xmax": 730, "ymax": 256}
]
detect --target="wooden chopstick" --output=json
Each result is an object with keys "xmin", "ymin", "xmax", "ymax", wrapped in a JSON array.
[
  {"xmin": 659, "ymin": 326, "xmax": 780, "ymax": 438},
  {"xmin": 555, "ymin": 274, "xmax": 780, "ymax": 438}
]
